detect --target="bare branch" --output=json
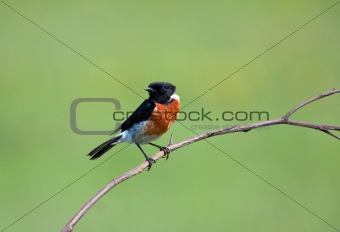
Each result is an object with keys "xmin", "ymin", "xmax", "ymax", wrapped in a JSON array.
[
  {"xmin": 62, "ymin": 89, "xmax": 340, "ymax": 232},
  {"xmin": 283, "ymin": 89, "xmax": 340, "ymax": 120}
]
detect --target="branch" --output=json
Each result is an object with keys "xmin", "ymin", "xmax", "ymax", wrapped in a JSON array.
[{"xmin": 62, "ymin": 89, "xmax": 340, "ymax": 232}]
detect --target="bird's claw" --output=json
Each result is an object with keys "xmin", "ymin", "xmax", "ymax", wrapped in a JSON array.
[
  {"xmin": 160, "ymin": 147, "xmax": 171, "ymax": 160},
  {"xmin": 146, "ymin": 157, "xmax": 156, "ymax": 171},
  {"xmin": 161, "ymin": 133, "xmax": 173, "ymax": 160}
]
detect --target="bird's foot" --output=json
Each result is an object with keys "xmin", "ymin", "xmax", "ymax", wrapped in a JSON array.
[
  {"xmin": 161, "ymin": 133, "xmax": 173, "ymax": 160},
  {"xmin": 149, "ymin": 141, "xmax": 172, "ymax": 160},
  {"xmin": 146, "ymin": 157, "xmax": 156, "ymax": 171},
  {"xmin": 160, "ymin": 146, "xmax": 171, "ymax": 160}
]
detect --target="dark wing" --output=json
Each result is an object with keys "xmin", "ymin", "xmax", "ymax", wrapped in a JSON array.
[{"xmin": 120, "ymin": 99, "xmax": 156, "ymax": 132}]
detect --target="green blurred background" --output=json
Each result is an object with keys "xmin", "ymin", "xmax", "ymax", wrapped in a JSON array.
[{"xmin": 1, "ymin": 1, "xmax": 340, "ymax": 231}]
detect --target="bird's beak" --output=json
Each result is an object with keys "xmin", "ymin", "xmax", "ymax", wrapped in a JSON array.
[{"xmin": 144, "ymin": 87, "xmax": 155, "ymax": 92}]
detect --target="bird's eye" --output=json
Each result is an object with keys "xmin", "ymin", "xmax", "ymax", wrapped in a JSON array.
[{"xmin": 160, "ymin": 87, "xmax": 166, "ymax": 92}]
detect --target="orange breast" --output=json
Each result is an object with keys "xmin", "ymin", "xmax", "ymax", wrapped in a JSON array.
[{"xmin": 145, "ymin": 99, "xmax": 180, "ymax": 136}]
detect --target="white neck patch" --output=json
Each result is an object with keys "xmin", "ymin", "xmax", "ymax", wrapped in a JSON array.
[{"xmin": 170, "ymin": 93, "xmax": 180, "ymax": 101}]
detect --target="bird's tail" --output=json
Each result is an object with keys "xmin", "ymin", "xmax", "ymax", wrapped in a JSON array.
[{"xmin": 87, "ymin": 134, "xmax": 123, "ymax": 160}]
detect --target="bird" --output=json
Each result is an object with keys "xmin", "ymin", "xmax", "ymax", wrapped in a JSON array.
[{"xmin": 87, "ymin": 82, "xmax": 180, "ymax": 170}]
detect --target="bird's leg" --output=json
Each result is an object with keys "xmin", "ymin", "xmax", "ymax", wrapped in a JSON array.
[
  {"xmin": 149, "ymin": 133, "xmax": 173, "ymax": 160},
  {"xmin": 136, "ymin": 143, "xmax": 155, "ymax": 171}
]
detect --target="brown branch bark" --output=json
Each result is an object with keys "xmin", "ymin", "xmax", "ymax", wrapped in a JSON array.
[{"xmin": 62, "ymin": 89, "xmax": 340, "ymax": 232}]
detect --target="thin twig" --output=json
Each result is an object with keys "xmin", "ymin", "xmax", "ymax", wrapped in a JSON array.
[
  {"xmin": 62, "ymin": 89, "xmax": 340, "ymax": 232},
  {"xmin": 283, "ymin": 89, "xmax": 340, "ymax": 120}
]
